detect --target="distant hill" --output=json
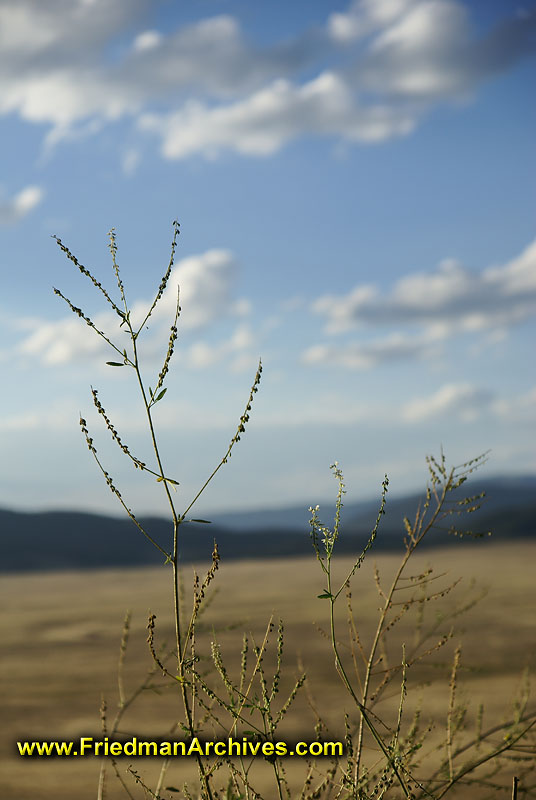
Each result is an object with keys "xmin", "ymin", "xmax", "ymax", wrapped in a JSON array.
[
  {"xmin": 209, "ymin": 475, "xmax": 536, "ymax": 530},
  {"xmin": 1, "ymin": 475, "xmax": 534, "ymax": 573}
]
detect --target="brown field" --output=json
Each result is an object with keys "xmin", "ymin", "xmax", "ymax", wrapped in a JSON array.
[{"xmin": 2, "ymin": 541, "xmax": 535, "ymax": 799}]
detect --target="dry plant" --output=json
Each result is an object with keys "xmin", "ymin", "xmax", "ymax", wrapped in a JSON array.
[
  {"xmin": 308, "ymin": 458, "xmax": 536, "ymax": 799},
  {"xmin": 53, "ymin": 224, "xmax": 536, "ymax": 799}
]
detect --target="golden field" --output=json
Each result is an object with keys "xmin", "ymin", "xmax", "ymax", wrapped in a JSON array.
[{"xmin": 1, "ymin": 541, "xmax": 535, "ymax": 799}]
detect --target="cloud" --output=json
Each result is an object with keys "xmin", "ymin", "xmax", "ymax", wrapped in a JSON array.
[
  {"xmin": 185, "ymin": 323, "xmax": 258, "ymax": 373},
  {"xmin": 132, "ymin": 30, "xmax": 162, "ymax": 53},
  {"xmin": 401, "ymin": 383, "xmax": 494, "ymax": 422},
  {"xmin": 147, "ymin": 248, "xmax": 241, "ymax": 330},
  {"xmin": 0, "ymin": 0, "xmax": 533, "ymax": 158},
  {"xmin": 0, "ymin": 3, "xmax": 316, "ymax": 138},
  {"xmin": 0, "ymin": 411, "xmax": 49, "ymax": 432},
  {"xmin": 334, "ymin": 0, "xmax": 536, "ymax": 101},
  {"xmin": 121, "ymin": 14, "xmax": 319, "ymax": 99},
  {"xmin": 492, "ymin": 385, "xmax": 536, "ymax": 421},
  {"xmin": 0, "ymin": 0, "xmax": 146, "ymax": 64},
  {"xmin": 138, "ymin": 3, "xmax": 536, "ymax": 159},
  {"xmin": 121, "ymin": 148, "xmax": 141, "ymax": 176},
  {"xmin": 312, "ymin": 239, "xmax": 536, "ymax": 337},
  {"xmin": 0, "ymin": 404, "xmax": 80, "ymax": 432},
  {"xmin": 0, "ymin": 185, "xmax": 44, "ymax": 225},
  {"xmin": 17, "ymin": 247, "xmax": 249, "ymax": 366},
  {"xmin": 0, "ymin": 1, "xmax": 146, "ymax": 138},
  {"xmin": 358, "ymin": 0, "xmax": 473, "ymax": 97},
  {"xmin": 328, "ymin": 0, "xmax": 416, "ymax": 44},
  {"xmin": 138, "ymin": 72, "xmax": 415, "ymax": 159},
  {"xmin": 401, "ymin": 382, "xmax": 536, "ymax": 425},
  {"xmin": 302, "ymin": 331, "xmax": 437, "ymax": 369},
  {"xmin": 18, "ymin": 311, "xmax": 114, "ymax": 366}
]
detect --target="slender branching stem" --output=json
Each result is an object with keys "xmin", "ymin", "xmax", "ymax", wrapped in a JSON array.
[{"xmin": 54, "ymin": 226, "xmax": 532, "ymax": 800}]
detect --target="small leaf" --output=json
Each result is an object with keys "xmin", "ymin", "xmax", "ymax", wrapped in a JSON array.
[
  {"xmin": 154, "ymin": 388, "xmax": 167, "ymax": 403},
  {"xmin": 165, "ymin": 788, "xmax": 181, "ymax": 794},
  {"xmin": 317, "ymin": 592, "xmax": 333, "ymax": 599},
  {"xmin": 188, "ymin": 518, "xmax": 212, "ymax": 524},
  {"xmin": 106, "ymin": 361, "xmax": 124, "ymax": 367}
]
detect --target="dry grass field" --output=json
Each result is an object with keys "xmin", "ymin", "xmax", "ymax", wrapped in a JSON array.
[{"xmin": 2, "ymin": 541, "xmax": 535, "ymax": 799}]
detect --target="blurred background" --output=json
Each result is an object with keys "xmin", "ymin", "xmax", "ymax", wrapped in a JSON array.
[{"xmin": 0, "ymin": 0, "xmax": 534, "ymax": 525}]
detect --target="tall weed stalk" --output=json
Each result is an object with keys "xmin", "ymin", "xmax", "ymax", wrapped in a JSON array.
[{"xmin": 54, "ymin": 225, "xmax": 536, "ymax": 799}]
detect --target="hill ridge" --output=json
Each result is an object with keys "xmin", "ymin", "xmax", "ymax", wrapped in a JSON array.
[{"xmin": 1, "ymin": 474, "xmax": 534, "ymax": 573}]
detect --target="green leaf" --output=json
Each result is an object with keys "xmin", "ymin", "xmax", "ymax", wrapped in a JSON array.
[
  {"xmin": 317, "ymin": 592, "xmax": 333, "ymax": 599},
  {"xmin": 188, "ymin": 518, "xmax": 212, "ymax": 524},
  {"xmin": 154, "ymin": 388, "xmax": 167, "ymax": 403},
  {"xmin": 156, "ymin": 476, "xmax": 179, "ymax": 485},
  {"xmin": 106, "ymin": 361, "xmax": 124, "ymax": 367}
]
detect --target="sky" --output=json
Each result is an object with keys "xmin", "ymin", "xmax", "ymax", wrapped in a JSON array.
[{"xmin": 0, "ymin": 0, "xmax": 535, "ymax": 522}]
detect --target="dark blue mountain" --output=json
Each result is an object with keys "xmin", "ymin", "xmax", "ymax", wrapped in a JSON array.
[{"xmin": 1, "ymin": 475, "xmax": 534, "ymax": 573}]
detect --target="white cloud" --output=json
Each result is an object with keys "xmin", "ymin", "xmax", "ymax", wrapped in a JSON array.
[
  {"xmin": 154, "ymin": 249, "xmax": 240, "ymax": 330},
  {"xmin": 364, "ymin": 1, "xmax": 470, "ymax": 96},
  {"xmin": 19, "ymin": 311, "xmax": 113, "ymax": 365},
  {"xmin": 401, "ymin": 383, "xmax": 494, "ymax": 422},
  {"xmin": 0, "ymin": 0, "xmax": 144, "ymax": 60},
  {"xmin": 312, "ymin": 239, "xmax": 536, "ymax": 337},
  {"xmin": 0, "ymin": 1, "xmax": 146, "ymax": 137},
  {"xmin": 0, "ymin": 0, "xmax": 533, "ymax": 158},
  {"xmin": 302, "ymin": 331, "xmax": 437, "ymax": 369},
  {"xmin": 0, "ymin": 412, "xmax": 46, "ymax": 432},
  {"xmin": 328, "ymin": 0, "xmax": 415, "ymax": 44},
  {"xmin": 132, "ymin": 30, "xmax": 162, "ymax": 53},
  {"xmin": 0, "ymin": 185, "xmax": 44, "ymax": 225},
  {"xmin": 185, "ymin": 323, "xmax": 258, "ymax": 373},
  {"xmin": 135, "ymin": 3, "xmax": 535, "ymax": 159},
  {"xmin": 344, "ymin": 1, "xmax": 536, "ymax": 101},
  {"xmin": 492, "ymin": 385, "xmax": 536, "ymax": 421},
  {"xmin": 0, "ymin": 395, "xmax": 87, "ymax": 432},
  {"xmin": 373, "ymin": 1, "xmax": 465, "ymax": 54},
  {"xmin": 0, "ymin": 5, "xmax": 312, "ymax": 139},
  {"xmin": 139, "ymin": 71, "xmax": 415, "ymax": 159},
  {"xmin": 312, "ymin": 284, "xmax": 378, "ymax": 334},
  {"xmin": 121, "ymin": 148, "xmax": 141, "ymax": 176},
  {"xmin": 16, "ymin": 248, "xmax": 252, "ymax": 367}
]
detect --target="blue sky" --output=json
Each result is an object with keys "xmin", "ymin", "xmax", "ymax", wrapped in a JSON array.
[{"xmin": 0, "ymin": 0, "xmax": 534, "ymax": 520}]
